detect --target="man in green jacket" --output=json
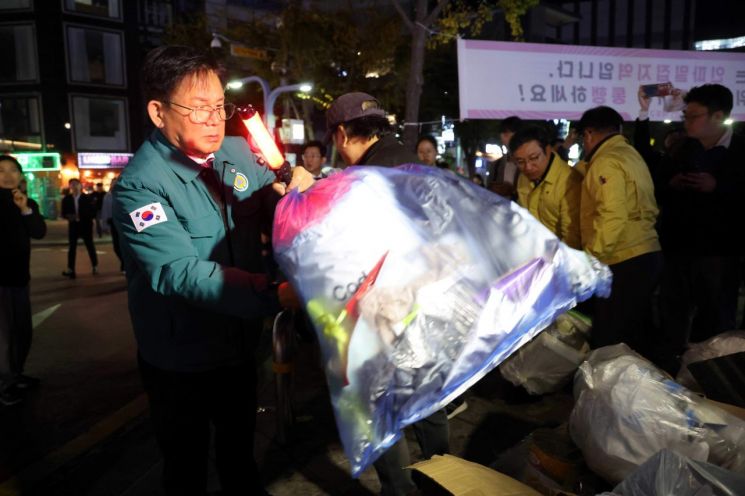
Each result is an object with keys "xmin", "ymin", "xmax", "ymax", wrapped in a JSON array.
[
  {"xmin": 113, "ymin": 45, "xmax": 312, "ymax": 496},
  {"xmin": 576, "ymin": 106, "xmax": 662, "ymax": 355}
]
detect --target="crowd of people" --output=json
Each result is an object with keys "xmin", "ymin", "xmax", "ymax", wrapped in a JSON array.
[{"xmin": 3, "ymin": 39, "xmax": 743, "ymax": 495}]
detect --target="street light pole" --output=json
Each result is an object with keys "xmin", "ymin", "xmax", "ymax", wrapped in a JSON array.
[
  {"xmin": 265, "ymin": 82, "xmax": 313, "ymax": 135},
  {"xmin": 227, "ymin": 78, "xmax": 312, "ymax": 134}
]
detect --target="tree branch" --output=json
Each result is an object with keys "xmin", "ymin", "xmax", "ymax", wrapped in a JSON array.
[
  {"xmin": 391, "ymin": 0, "xmax": 414, "ymax": 32},
  {"xmin": 423, "ymin": 0, "xmax": 449, "ymax": 27}
]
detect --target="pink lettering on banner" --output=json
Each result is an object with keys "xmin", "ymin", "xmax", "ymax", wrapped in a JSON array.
[
  {"xmin": 619, "ymin": 63, "xmax": 633, "ymax": 80},
  {"xmin": 657, "ymin": 65, "xmax": 671, "ymax": 82},
  {"xmin": 592, "ymin": 86, "xmax": 607, "ymax": 104},
  {"xmin": 612, "ymin": 87, "xmax": 626, "ymax": 105},
  {"xmin": 579, "ymin": 61, "xmax": 594, "ymax": 79},
  {"xmin": 571, "ymin": 86, "xmax": 587, "ymax": 103},
  {"xmin": 693, "ymin": 66, "xmax": 707, "ymax": 82},
  {"xmin": 531, "ymin": 84, "xmax": 547, "ymax": 102},
  {"xmin": 711, "ymin": 66, "xmax": 725, "ymax": 82},
  {"xmin": 675, "ymin": 66, "xmax": 689, "ymax": 83},
  {"xmin": 557, "ymin": 61, "xmax": 573, "ymax": 78},
  {"xmin": 551, "ymin": 84, "xmax": 568, "ymax": 103},
  {"xmin": 599, "ymin": 62, "xmax": 614, "ymax": 80},
  {"xmin": 638, "ymin": 64, "xmax": 652, "ymax": 81}
]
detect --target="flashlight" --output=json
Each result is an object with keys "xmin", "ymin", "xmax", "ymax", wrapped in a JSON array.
[{"xmin": 237, "ymin": 105, "xmax": 293, "ymax": 184}]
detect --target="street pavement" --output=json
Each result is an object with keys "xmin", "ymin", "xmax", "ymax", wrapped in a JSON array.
[{"xmin": 0, "ymin": 220, "xmax": 580, "ymax": 496}]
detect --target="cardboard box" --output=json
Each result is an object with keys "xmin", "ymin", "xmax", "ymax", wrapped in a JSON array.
[{"xmin": 410, "ymin": 454, "xmax": 544, "ymax": 496}]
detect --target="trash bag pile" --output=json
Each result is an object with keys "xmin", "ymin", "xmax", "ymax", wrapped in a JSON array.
[
  {"xmin": 569, "ymin": 344, "xmax": 745, "ymax": 484},
  {"xmin": 600, "ymin": 449, "xmax": 745, "ymax": 496},
  {"xmin": 676, "ymin": 331, "xmax": 745, "ymax": 392},
  {"xmin": 500, "ymin": 310, "xmax": 592, "ymax": 395},
  {"xmin": 273, "ymin": 165, "xmax": 611, "ymax": 475}
]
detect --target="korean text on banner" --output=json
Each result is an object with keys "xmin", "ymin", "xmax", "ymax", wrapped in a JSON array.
[{"xmin": 457, "ymin": 39, "xmax": 745, "ymax": 122}]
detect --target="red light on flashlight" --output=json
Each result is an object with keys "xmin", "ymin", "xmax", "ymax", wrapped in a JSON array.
[{"xmin": 237, "ymin": 106, "xmax": 292, "ymax": 183}]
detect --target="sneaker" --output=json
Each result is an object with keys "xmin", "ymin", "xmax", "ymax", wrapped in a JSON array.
[
  {"xmin": 0, "ymin": 388, "xmax": 22, "ymax": 407},
  {"xmin": 15, "ymin": 375, "xmax": 40, "ymax": 390},
  {"xmin": 92, "ymin": 266, "xmax": 98, "ymax": 275},
  {"xmin": 445, "ymin": 398, "xmax": 468, "ymax": 420},
  {"xmin": 62, "ymin": 269, "xmax": 76, "ymax": 279}
]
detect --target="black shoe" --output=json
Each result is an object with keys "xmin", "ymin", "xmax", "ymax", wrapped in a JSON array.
[
  {"xmin": 0, "ymin": 388, "xmax": 22, "ymax": 407},
  {"xmin": 62, "ymin": 269, "xmax": 76, "ymax": 279},
  {"xmin": 15, "ymin": 375, "xmax": 40, "ymax": 390},
  {"xmin": 92, "ymin": 266, "xmax": 98, "ymax": 275},
  {"xmin": 445, "ymin": 397, "xmax": 468, "ymax": 420}
]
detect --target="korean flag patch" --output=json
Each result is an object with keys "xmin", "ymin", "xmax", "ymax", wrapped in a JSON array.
[{"xmin": 129, "ymin": 202, "xmax": 168, "ymax": 232}]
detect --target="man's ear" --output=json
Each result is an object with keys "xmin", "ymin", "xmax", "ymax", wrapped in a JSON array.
[
  {"xmin": 711, "ymin": 110, "xmax": 725, "ymax": 125},
  {"xmin": 336, "ymin": 125, "xmax": 349, "ymax": 147},
  {"xmin": 147, "ymin": 100, "xmax": 166, "ymax": 129}
]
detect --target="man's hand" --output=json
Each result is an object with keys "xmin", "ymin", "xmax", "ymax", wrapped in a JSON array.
[
  {"xmin": 278, "ymin": 281, "xmax": 301, "ymax": 309},
  {"xmin": 683, "ymin": 172, "xmax": 717, "ymax": 193},
  {"xmin": 11, "ymin": 188, "xmax": 31, "ymax": 214},
  {"xmin": 272, "ymin": 166, "xmax": 315, "ymax": 196},
  {"xmin": 638, "ymin": 86, "xmax": 651, "ymax": 111}
]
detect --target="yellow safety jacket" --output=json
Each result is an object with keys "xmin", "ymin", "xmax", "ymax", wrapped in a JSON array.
[
  {"xmin": 516, "ymin": 154, "xmax": 582, "ymax": 249},
  {"xmin": 578, "ymin": 134, "xmax": 661, "ymax": 265}
]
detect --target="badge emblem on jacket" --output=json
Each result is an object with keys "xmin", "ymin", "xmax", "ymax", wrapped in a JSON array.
[
  {"xmin": 234, "ymin": 172, "xmax": 249, "ymax": 192},
  {"xmin": 129, "ymin": 202, "xmax": 168, "ymax": 232}
]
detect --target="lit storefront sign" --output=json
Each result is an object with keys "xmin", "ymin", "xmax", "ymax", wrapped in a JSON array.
[
  {"xmin": 77, "ymin": 152, "xmax": 133, "ymax": 169},
  {"xmin": 11, "ymin": 152, "xmax": 61, "ymax": 171}
]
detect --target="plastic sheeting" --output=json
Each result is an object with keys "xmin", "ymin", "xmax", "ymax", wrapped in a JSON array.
[
  {"xmin": 677, "ymin": 331, "xmax": 745, "ymax": 392},
  {"xmin": 570, "ymin": 344, "xmax": 745, "ymax": 484},
  {"xmin": 500, "ymin": 311, "xmax": 592, "ymax": 395},
  {"xmin": 273, "ymin": 164, "xmax": 611, "ymax": 476},
  {"xmin": 602, "ymin": 449, "xmax": 745, "ymax": 496}
]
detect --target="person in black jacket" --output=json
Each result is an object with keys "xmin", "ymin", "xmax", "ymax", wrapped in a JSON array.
[
  {"xmin": 0, "ymin": 155, "xmax": 46, "ymax": 407},
  {"xmin": 648, "ymin": 84, "xmax": 745, "ymax": 372},
  {"xmin": 61, "ymin": 178, "xmax": 98, "ymax": 278},
  {"xmin": 326, "ymin": 92, "xmax": 450, "ymax": 496}
]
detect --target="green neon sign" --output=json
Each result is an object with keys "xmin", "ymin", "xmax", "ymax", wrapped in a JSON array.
[{"xmin": 12, "ymin": 153, "xmax": 61, "ymax": 171}]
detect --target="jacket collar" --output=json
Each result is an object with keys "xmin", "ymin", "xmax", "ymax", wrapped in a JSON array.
[
  {"xmin": 585, "ymin": 133, "xmax": 624, "ymax": 164},
  {"xmin": 150, "ymin": 130, "xmax": 207, "ymax": 184}
]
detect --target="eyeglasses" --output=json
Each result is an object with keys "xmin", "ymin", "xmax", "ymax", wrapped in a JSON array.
[
  {"xmin": 515, "ymin": 151, "xmax": 544, "ymax": 168},
  {"xmin": 681, "ymin": 112, "xmax": 708, "ymax": 122},
  {"xmin": 165, "ymin": 101, "xmax": 236, "ymax": 123}
]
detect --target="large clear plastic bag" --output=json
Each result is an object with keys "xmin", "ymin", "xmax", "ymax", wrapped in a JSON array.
[
  {"xmin": 677, "ymin": 331, "xmax": 745, "ymax": 391},
  {"xmin": 500, "ymin": 310, "xmax": 592, "ymax": 395},
  {"xmin": 570, "ymin": 344, "xmax": 745, "ymax": 484},
  {"xmin": 273, "ymin": 165, "xmax": 611, "ymax": 476},
  {"xmin": 601, "ymin": 449, "xmax": 745, "ymax": 496}
]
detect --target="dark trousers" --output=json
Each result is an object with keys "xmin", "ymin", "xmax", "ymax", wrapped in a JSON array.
[
  {"xmin": 107, "ymin": 219, "xmax": 123, "ymax": 270},
  {"xmin": 67, "ymin": 220, "xmax": 98, "ymax": 271},
  {"xmin": 138, "ymin": 355, "xmax": 261, "ymax": 496},
  {"xmin": 658, "ymin": 255, "xmax": 740, "ymax": 363},
  {"xmin": 591, "ymin": 251, "xmax": 663, "ymax": 357},
  {"xmin": 373, "ymin": 409, "xmax": 449, "ymax": 496},
  {"xmin": 0, "ymin": 286, "xmax": 32, "ymax": 391}
]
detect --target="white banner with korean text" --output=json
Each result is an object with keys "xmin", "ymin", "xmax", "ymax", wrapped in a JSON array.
[{"xmin": 458, "ymin": 39, "xmax": 745, "ymax": 122}]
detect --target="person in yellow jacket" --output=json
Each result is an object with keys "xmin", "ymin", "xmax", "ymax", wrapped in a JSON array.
[
  {"xmin": 576, "ymin": 106, "xmax": 663, "ymax": 354},
  {"xmin": 511, "ymin": 126, "xmax": 582, "ymax": 249}
]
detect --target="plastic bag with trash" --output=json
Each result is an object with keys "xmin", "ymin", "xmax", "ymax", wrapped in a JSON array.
[
  {"xmin": 500, "ymin": 310, "xmax": 592, "ymax": 395},
  {"xmin": 570, "ymin": 344, "xmax": 745, "ymax": 484},
  {"xmin": 273, "ymin": 164, "xmax": 611, "ymax": 476},
  {"xmin": 600, "ymin": 448, "xmax": 745, "ymax": 496},
  {"xmin": 677, "ymin": 331, "xmax": 745, "ymax": 391}
]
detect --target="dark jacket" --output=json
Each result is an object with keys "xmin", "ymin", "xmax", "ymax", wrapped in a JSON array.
[
  {"xmin": 61, "ymin": 192, "xmax": 97, "ymax": 223},
  {"xmin": 356, "ymin": 134, "xmax": 420, "ymax": 167},
  {"xmin": 113, "ymin": 132, "xmax": 280, "ymax": 372},
  {"xmin": 1, "ymin": 190, "xmax": 46, "ymax": 287},
  {"xmin": 655, "ymin": 132, "xmax": 745, "ymax": 255}
]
